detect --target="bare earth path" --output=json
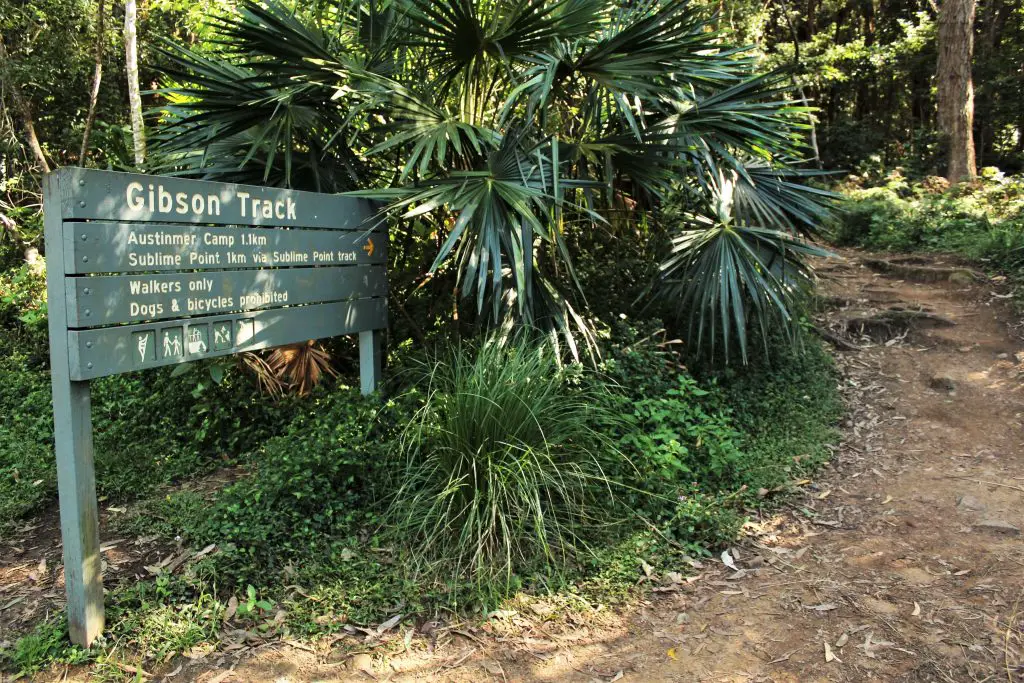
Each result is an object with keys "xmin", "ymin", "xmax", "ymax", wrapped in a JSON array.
[{"xmin": 8, "ymin": 249, "xmax": 1024, "ymax": 682}]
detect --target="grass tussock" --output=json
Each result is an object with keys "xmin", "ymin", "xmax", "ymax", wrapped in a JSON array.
[{"xmin": 389, "ymin": 339, "xmax": 620, "ymax": 587}]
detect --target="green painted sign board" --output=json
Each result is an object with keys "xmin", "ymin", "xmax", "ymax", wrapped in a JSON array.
[{"xmin": 44, "ymin": 168, "xmax": 387, "ymax": 646}]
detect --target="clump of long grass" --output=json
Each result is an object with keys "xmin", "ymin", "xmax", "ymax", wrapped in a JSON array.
[{"xmin": 388, "ymin": 337, "xmax": 621, "ymax": 588}]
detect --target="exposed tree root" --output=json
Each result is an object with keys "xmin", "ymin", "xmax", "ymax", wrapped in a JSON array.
[
  {"xmin": 814, "ymin": 326, "xmax": 861, "ymax": 351},
  {"xmin": 814, "ymin": 294, "xmax": 856, "ymax": 310},
  {"xmin": 841, "ymin": 307, "xmax": 957, "ymax": 341},
  {"xmin": 860, "ymin": 257, "xmax": 981, "ymax": 283}
]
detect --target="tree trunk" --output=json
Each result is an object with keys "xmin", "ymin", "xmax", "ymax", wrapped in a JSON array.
[
  {"xmin": 80, "ymin": 0, "xmax": 106, "ymax": 162},
  {"xmin": 124, "ymin": 0, "xmax": 146, "ymax": 167},
  {"xmin": 0, "ymin": 36, "xmax": 50, "ymax": 173},
  {"xmin": 777, "ymin": 0, "xmax": 822, "ymax": 168},
  {"xmin": 936, "ymin": 0, "xmax": 977, "ymax": 182},
  {"xmin": 976, "ymin": 0, "xmax": 1007, "ymax": 164}
]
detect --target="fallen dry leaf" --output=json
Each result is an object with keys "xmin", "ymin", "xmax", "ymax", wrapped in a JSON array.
[
  {"xmin": 721, "ymin": 550, "xmax": 738, "ymax": 571},
  {"xmin": 805, "ymin": 602, "xmax": 839, "ymax": 612},
  {"xmin": 351, "ymin": 652, "xmax": 375, "ymax": 677},
  {"xmin": 377, "ymin": 613, "xmax": 402, "ymax": 635},
  {"xmin": 28, "ymin": 557, "xmax": 46, "ymax": 583},
  {"xmin": 193, "ymin": 543, "xmax": 217, "ymax": 559},
  {"xmin": 223, "ymin": 596, "xmax": 238, "ymax": 622},
  {"xmin": 640, "ymin": 559, "xmax": 655, "ymax": 578}
]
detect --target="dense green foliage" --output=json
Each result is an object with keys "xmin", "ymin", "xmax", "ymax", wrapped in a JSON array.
[
  {"xmin": 154, "ymin": 0, "xmax": 835, "ymax": 359},
  {"xmin": 1, "ymin": 305, "xmax": 842, "ymax": 674},
  {"xmin": 0, "ymin": 318, "xmax": 303, "ymax": 527},
  {"xmin": 125, "ymin": 324, "xmax": 840, "ymax": 589},
  {"xmin": 727, "ymin": 0, "xmax": 1024, "ymax": 172},
  {"xmin": 831, "ymin": 171, "xmax": 1024, "ymax": 296}
]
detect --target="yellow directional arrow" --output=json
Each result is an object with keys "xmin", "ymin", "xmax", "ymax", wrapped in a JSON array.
[{"xmin": 362, "ymin": 237, "xmax": 375, "ymax": 257}]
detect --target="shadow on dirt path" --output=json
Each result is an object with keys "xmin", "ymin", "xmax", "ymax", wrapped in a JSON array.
[{"xmin": 19, "ymin": 249, "xmax": 1024, "ymax": 682}]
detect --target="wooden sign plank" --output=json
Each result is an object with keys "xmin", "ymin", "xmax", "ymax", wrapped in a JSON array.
[
  {"xmin": 55, "ymin": 167, "xmax": 378, "ymax": 229},
  {"xmin": 68, "ymin": 297, "xmax": 388, "ymax": 381},
  {"xmin": 66, "ymin": 265, "xmax": 387, "ymax": 327},
  {"xmin": 44, "ymin": 167, "xmax": 390, "ymax": 648},
  {"xmin": 65, "ymin": 222, "xmax": 387, "ymax": 274}
]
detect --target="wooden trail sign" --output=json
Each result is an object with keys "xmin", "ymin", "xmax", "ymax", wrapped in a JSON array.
[{"xmin": 43, "ymin": 168, "xmax": 388, "ymax": 646}]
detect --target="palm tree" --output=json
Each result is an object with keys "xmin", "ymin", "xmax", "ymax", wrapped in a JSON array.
[{"xmin": 154, "ymin": 0, "xmax": 835, "ymax": 361}]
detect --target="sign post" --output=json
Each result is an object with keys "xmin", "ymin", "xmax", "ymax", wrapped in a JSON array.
[{"xmin": 43, "ymin": 168, "xmax": 387, "ymax": 646}]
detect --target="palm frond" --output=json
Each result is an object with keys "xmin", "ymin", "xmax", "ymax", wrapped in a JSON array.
[
  {"xmin": 731, "ymin": 164, "xmax": 841, "ymax": 238},
  {"xmin": 153, "ymin": 0, "xmax": 838, "ymax": 363},
  {"xmin": 356, "ymin": 73, "xmax": 502, "ymax": 181},
  {"xmin": 658, "ymin": 173, "xmax": 832, "ymax": 361}
]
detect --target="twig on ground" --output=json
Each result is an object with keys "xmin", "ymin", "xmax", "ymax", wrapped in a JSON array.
[{"xmin": 943, "ymin": 476, "xmax": 1024, "ymax": 494}]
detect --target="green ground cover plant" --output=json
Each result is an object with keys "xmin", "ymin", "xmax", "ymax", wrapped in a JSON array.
[{"xmin": 0, "ymin": 321, "xmax": 305, "ymax": 530}]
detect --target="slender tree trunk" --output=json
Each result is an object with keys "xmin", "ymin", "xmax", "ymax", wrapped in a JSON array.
[
  {"xmin": 124, "ymin": 0, "xmax": 146, "ymax": 167},
  {"xmin": 80, "ymin": 0, "xmax": 106, "ymax": 162},
  {"xmin": 976, "ymin": 0, "xmax": 1007, "ymax": 164},
  {"xmin": 936, "ymin": 0, "xmax": 977, "ymax": 181},
  {"xmin": 777, "ymin": 0, "xmax": 822, "ymax": 167},
  {"xmin": 0, "ymin": 36, "xmax": 50, "ymax": 173}
]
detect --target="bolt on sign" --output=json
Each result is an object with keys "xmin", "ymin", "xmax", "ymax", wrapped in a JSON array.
[{"xmin": 43, "ymin": 168, "xmax": 387, "ymax": 646}]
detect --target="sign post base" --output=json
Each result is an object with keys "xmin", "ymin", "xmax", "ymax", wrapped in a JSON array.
[
  {"xmin": 52, "ymin": 381, "xmax": 105, "ymax": 646},
  {"xmin": 359, "ymin": 329, "xmax": 382, "ymax": 395}
]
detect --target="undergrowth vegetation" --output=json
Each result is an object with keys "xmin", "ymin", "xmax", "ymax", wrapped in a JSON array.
[
  {"xmin": 1, "ymin": 313, "xmax": 842, "ymax": 675},
  {"xmin": 831, "ymin": 170, "xmax": 1024, "ymax": 299},
  {"xmin": 0, "ymin": 154, "xmax": 843, "ymax": 679},
  {"xmin": 390, "ymin": 341, "xmax": 617, "ymax": 591},
  {"xmin": 0, "ymin": 296, "xmax": 304, "ymax": 526}
]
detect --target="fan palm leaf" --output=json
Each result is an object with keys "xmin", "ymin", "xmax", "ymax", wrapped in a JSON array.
[{"xmin": 153, "ymin": 0, "xmax": 838, "ymax": 362}]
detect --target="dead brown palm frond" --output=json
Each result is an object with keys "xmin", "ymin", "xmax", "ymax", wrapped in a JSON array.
[
  {"xmin": 239, "ymin": 350, "xmax": 287, "ymax": 398},
  {"xmin": 266, "ymin": 340, "xmax": 339, "ymax": 396}
]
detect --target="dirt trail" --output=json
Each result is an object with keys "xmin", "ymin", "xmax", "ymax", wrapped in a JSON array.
[
  {"xmin": 9, "ymin": 249, "xmax": 1024, "ymax": 682},
  {"xmin": 215, "ymin": 250, "xmax": 1024, "ymax": 683}
]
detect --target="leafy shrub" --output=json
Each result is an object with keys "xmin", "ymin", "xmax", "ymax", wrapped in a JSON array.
[
  {"xmin": 0, "ymin": 323, "xmax": 305, "ymax": 529},
  {"xmin": 0, "ymin": 262, "xmax": 47, "ymax": 330},
  {"xmin": 0, "ymin": 432, "xmax": 54, "ymax": 523},
  {"xmin": 187, "ymin": 387, "xmax": 406, "ymax": 584},
  {"xmin": 387, "ymin": 339, "xmax": 622, "ymax": 587},
  {"xmin": 615, "ymin": 374, "xmax": 745, "ymax": 490},
  {"xmin": 662, "ymin": 488, "xmax": 744, "ymax": 550},
  {"xmin": 709, "ymin": 331, "xmax": 842, "ymax": 491},
  {"xmin": 829, "ymin": 186, "xmax": 908, "ymax": 246},
  {"xmin": 832, "ymin": 173, "xmax": 1024, "ymax": 283},
  {"xmin": 596, "ymin": 324, "xmax": 737, "ymax": 487},
  {"xmin": 597, "ymin": 321, "xmax": 840, "ymax": 543}
]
